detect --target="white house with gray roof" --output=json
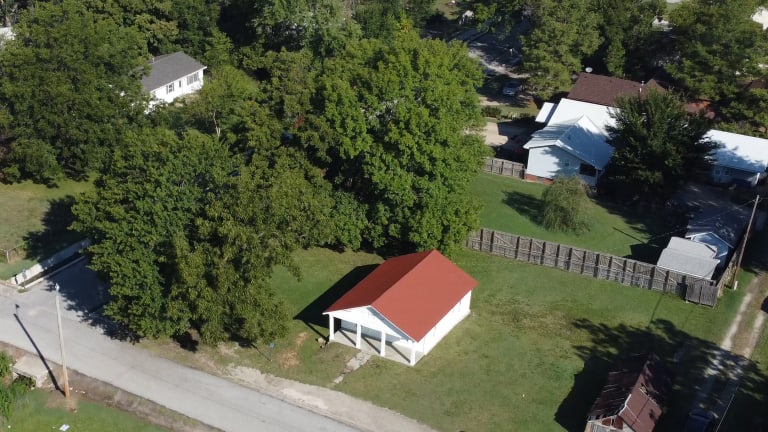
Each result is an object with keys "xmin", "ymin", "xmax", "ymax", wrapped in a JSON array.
[
  {"xmin": 523, "ymin": 98, "xmax": 616, "ymax": 186},
  {"xmin": 141, "ymin": 52, "xmax": 206, "ymax": 108},
  {"xmin": 708, "ymin": 129, "xmax": 768, "ymax": 187}
]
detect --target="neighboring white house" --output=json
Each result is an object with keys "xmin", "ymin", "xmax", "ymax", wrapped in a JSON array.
[
  {"xmin": 324, "ymin": 250, "xmax": 477, "ymax": 366},
  {"xmin": 141, "ymin": 52, "xmax": 206, "ymax": 109},
  {"xmin": 707, "ymin": 129, "xmax": 768, "ymax": 187},
  {"xmin": 753, "ymin": 6, "xmax": 768, "ymax": 30},
  {"xmin": 523, "ymin": 98, "xmax": 615, "ymax": 186},
  {"xmin": 656, "ymin": 237, "xmax": 719, "ymax": 279},
  {"xmin": 0, "ymin": 26, "xmax": 14, "ymax": 43}
]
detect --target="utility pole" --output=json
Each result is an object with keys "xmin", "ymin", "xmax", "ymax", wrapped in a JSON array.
[
  {"xmin": 732, "ymin": 195, "xmax": 760, "ymax": 290},
  {"xmin": 54, "ymin": 283, "xmax": 70, "ymax": 398}
]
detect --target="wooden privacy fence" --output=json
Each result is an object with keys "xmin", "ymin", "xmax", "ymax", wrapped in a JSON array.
[
  {"xmin": 467, "ymin": 228, "xmax": 719, "ymax": 307},
  {"xmin": 483, "ymin": 158, "xmax": 525, "ymax": 179}
]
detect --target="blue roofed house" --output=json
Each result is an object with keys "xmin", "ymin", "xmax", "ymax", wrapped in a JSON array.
[
  {"xmin": 523, "ymin": 98, "xmax": 615, "ymax": 186},
  {"xmin": 707, "ymin": 129, "xmax": 768, "ymax": 188},
  {"xmin": 685, "ymin": 205, "xmax": 752, "ymax": 268},
  {"xmin": 141, "ymin": 52, "xmax": 206, "ymax": 109}
]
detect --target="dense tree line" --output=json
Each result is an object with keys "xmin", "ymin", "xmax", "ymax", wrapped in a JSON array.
[
  {"xmin": 467, "ymin": 0, "xmax": 768, "ymax": 136},
  {"xmin": 0, "ymin": 0, "xmax": 487, "ymax": 342}
]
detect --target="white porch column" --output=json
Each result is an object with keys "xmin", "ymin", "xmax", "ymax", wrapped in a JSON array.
[
  {"xmin": 409, "ymin": 340, "xmax": 417, "ymax": 366},
  {"xmin": 328, "ymin": 314, "xmax": 335, "ymax": 341},
  {"xmin": 355, "ymin": 322, "xmax": 362, "ymax": 348},
  {"xmin": 379, "ymin": 329, "xmax": 386, "ymax": 356}
]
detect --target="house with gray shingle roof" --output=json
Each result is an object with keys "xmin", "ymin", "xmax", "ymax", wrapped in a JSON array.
[{"xmin": 141, "ymin": 52, "xmax": 206, "ymax": 108}]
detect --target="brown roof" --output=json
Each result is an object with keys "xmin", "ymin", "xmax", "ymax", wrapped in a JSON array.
[
  {"xmin": 568, "ymin": 73, "xmax": 665, "ymax": 107},
  {"xmin": 324, "ymin": 250, "xmax": 477, "ymax": 341},
  {"xmin": 587, "ymin": 354, "xmax": 672, "ymax": 432}
]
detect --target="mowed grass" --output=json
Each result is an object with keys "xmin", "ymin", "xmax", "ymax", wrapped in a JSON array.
[
  {"xmin": 471, "ymin": 173, "xmax": 680, "ymax": 259},
  {"xmin": 144, "ymin": 246, "xmax": 744, "ymax": 432},
  {"xmin": 0, "ymin": 179, "xmax": 92, "ymax": 279},
  {"xmin": 6, "ymin": 389, "xmax": 167, "ymax": 431}
]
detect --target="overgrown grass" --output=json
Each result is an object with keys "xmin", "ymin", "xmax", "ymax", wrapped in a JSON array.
[
  {"xmin": 471, "ymin": 173, "xmax": 682, "ymax": 260},
  {"xmin": 6, "ymin": 389, "xmax": 166, "ymax": 431},
  {"xmin": 142, "ymin": 246, "xmax": 742, "ymax": 432},
  {"xmin": 0, "ymin": 179, "xmax": 92, "ymax": 279}
]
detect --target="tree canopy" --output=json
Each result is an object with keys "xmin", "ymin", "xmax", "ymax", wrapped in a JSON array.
[
  {"xmin": 0, "ymin": 0, "xmax": 148, "ymax": 183},
  {"xmin": 602, "ymin": 90, "xmax": 717, "ymax": 200},
  {"xmin": 303, "ymin": 30, "xmax": 488, "ymax": 252}
]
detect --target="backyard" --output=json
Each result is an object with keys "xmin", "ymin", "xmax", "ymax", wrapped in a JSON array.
[
  {"xmin": 141, "ymin": 245, "xmax": 751, "ymax": 432},
  {"xmin": 471, "ymin": 172, "xmax": 683, "ymax": 261},
  {"xmin": 0, "ymin": 179, "xmax": 92, "ymax": 279}
]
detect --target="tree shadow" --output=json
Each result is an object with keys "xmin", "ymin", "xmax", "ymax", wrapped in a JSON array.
[
  {"xmin": 23, "ymin": 196, "xmax": 84, "ymax": 262},
  {"xmin": 504, "ymin": 191, "xmax": 543, "ymax": 226},
  {"xmin": 293, "ymin": 264, "xmax": 378, "ymax": 339},
  {"xmin": 555, "ymin": 318, "xmax": 768, "ymax": 431}
]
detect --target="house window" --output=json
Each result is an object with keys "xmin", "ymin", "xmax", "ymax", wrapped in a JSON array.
[
  {"xmin": 187, "ymin": 73, "xmax": 199, "ymax": 85},
  {"xmin": 178, "ymin": 80, "xmax": 182, "ymax": 88},
  {"xmin": 579, "ymin": 163, "xmax": 597, "ymax": 177},
  {"xmin": 166, "ymin": 82, "xmax": 174, "ymax": 94},
  {"xmin": 563, "ymin": 161, "xmax": 570, "ymax": 168}
]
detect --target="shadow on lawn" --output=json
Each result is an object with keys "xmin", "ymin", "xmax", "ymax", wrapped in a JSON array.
[
  {"xmin": 294, "ymin": 264, "xmax": 378, "ymax": 340},
  {"xmin": 23, "ymin": 195, "xmax": 84, "ymax": 262},
  {"xmin": 504, "ymin": 191, "xmax": 542, "ymax": 225},
  {"xmin": 555, "ymin": 318, "xmax": 768, "ymax": 432}
]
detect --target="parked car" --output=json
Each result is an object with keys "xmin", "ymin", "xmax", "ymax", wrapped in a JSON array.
[
  {"xmin": 502, "ymin": 80, "xmax": 523, "ymax": 96},
  {"xmin": 684, "ymin": 409, "xmax": 716, "ymax": 432}
]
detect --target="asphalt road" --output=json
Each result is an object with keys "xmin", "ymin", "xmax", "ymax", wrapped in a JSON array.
[{"xmin": 0, "ymin": 259, "xmax": 360, "ymax": 432}]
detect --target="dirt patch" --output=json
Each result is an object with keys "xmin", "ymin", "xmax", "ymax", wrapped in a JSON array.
[
  {"xmin": 218, "ymin": 343, "xmax": 238, "ymax": 357},
  {"xmin": 277, "ymin": 331, "xmax": 310, "ymax": 368},
  {"xmin": 0, "ymin": 341, "xmax": 220, "ymax": 432}
]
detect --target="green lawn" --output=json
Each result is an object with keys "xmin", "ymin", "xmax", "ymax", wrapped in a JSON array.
[
  {"xmin": 471, "ymin": 173, "xmax": 681, "ymax": 260},
  {"xmin": 0, "ymin": 179, "xmax": 92, "ymax": 279},
  {"xmin": 143, "ymin": 246, "xmax": 745, "ymax": 432},
  {"xmin": 6, "ymin": 389, "xmax": 166, "ymax": 431}
]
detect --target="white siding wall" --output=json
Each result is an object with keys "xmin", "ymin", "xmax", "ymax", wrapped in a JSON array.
[
  {"xmin": 525, "ymin": 146, "xmax": 598, "ymax": 186},
  {"xmin": 149, "ymin": 69, "xmax": 205, "ymax": 106},
  {"xmin": 331, "ymin": 290, "xmax": 473, "ymax": 356},
  {"xmin": 711, "ymin": 165, "xmax": 760, "ymax": 187}
]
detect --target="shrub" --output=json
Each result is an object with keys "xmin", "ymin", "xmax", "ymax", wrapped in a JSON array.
[
  {"xmin": 541, "ymin": 176, "xmax": 590, "ymax": 233},
  {"xmin": 482, "ymin": 105, "xmax": 502, "ymax": 118}
]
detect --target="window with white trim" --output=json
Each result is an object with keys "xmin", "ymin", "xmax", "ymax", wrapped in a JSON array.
[
  {"xmin": 166, "ymin": 82, "xmax": 174, "ymax": 94},
  {"xmin": 187, "ymin": 73, "xmax": 200, "ymax": 85}
]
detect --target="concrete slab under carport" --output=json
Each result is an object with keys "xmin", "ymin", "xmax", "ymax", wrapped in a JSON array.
[{"xmin": 330, "ymin": 328, "xmax": 424, "ymax": 366}]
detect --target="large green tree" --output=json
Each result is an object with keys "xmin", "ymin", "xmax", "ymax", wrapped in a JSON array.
[
  {"xmin": 603, "ymin": 90, "xmax": 717, "ymax": 200},
  {"xmin": 73, "ymin": 127, "xmax": 334, "ymax": 343},
  {"xmin": 303, "ymin": 30, "xmax": 488, "ymax": 253},
  {"xmin": 0, "ymin": 0, "xmax": 148, "ymax": 182},
  {"xmin": 667, "ymin": 0, "xmax": 767, "ymax": 101},
  {"xmin": 521, "ymin": 0, "xmax": 601, "ymax": 99}
]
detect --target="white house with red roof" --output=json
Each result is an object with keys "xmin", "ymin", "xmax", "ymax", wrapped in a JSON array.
[{"xmin": 324, "ymin": 250, "xmax": 477, "ymax": 366}]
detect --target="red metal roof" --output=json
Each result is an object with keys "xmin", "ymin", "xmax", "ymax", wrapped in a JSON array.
[{"xmin": 324, "ymin": 250, "xmax": 477, "ymax": 341}]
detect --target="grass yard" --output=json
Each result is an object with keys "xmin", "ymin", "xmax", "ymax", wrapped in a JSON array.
[
  {"xmin": 0, "ymin": 179, "xmax": 92, "ymax": 279},
  {"xmin": 5, "ymin": 389, "xmax": 167, "ymax": 431},
  {"xmin": 471, "ymin": 173, "xmax": 682, "ymax": 260},
  {"xmin": 142, "ymin": 246, "xmax": 747, "ymax": 432}
]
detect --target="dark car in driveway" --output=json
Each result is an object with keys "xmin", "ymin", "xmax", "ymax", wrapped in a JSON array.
[{"xmin": 684, "ymin": 409, "xmax": 716, "ymax": 432}]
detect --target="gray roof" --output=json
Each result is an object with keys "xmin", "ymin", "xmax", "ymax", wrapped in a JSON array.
[
  {"xmin": 140, "ymin": 52, "xmax": 206, "ymax": 92},
  {"xmin": 657, "ymin": 237, "xmax": 719, "ymax": 279}
]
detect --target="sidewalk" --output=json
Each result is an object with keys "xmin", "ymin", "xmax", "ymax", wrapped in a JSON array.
[{"xmin": 0, "ymin": 273, "xmax": 437, "ymax": 432}]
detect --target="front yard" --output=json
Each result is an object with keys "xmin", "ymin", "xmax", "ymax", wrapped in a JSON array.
[
  {"xmin": 0, "ymin": 179, "xmax": 92, "ymax": 279},
  {"xmin": 141, "ymin": 246, "xmax": 747, "ymax": 432},
  {"xmin": 471, "ymin": 173, "xmax": 682, "ymax": 261}
]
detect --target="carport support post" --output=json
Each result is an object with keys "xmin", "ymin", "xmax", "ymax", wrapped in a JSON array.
[
  {"xmin": 379, "ymin": 330, "xmax": 386, "ymax": 356},
  {"xmin": 409, "ymin": 340, "xmax": 416, "ymax": 366},
  {"xmin": 328, "ymin": 315, "xmax": 334, "ymax": 341},
  {"xmin": 355, "ymin": 323, "xmax": 361, "ymax": 348},
  {"xmin": 54, "ymin": 284, "xmax": 70, "ymax": 399}
]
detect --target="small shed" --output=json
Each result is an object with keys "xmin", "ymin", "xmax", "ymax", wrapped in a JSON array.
[
  {"xmin": 686, "ymin": 205, "xmax": 752, "ymax": 267},
  {"xmin": 656, "ymin": 237, "xmax": 719, "ymax": 279},
  {"xmin": 585, "ymin": 354, "xmax": 672, "ymax": 432},
  {"xmin": 324, "ymin": 250, "xmax": 477, "ymax": 366}
]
